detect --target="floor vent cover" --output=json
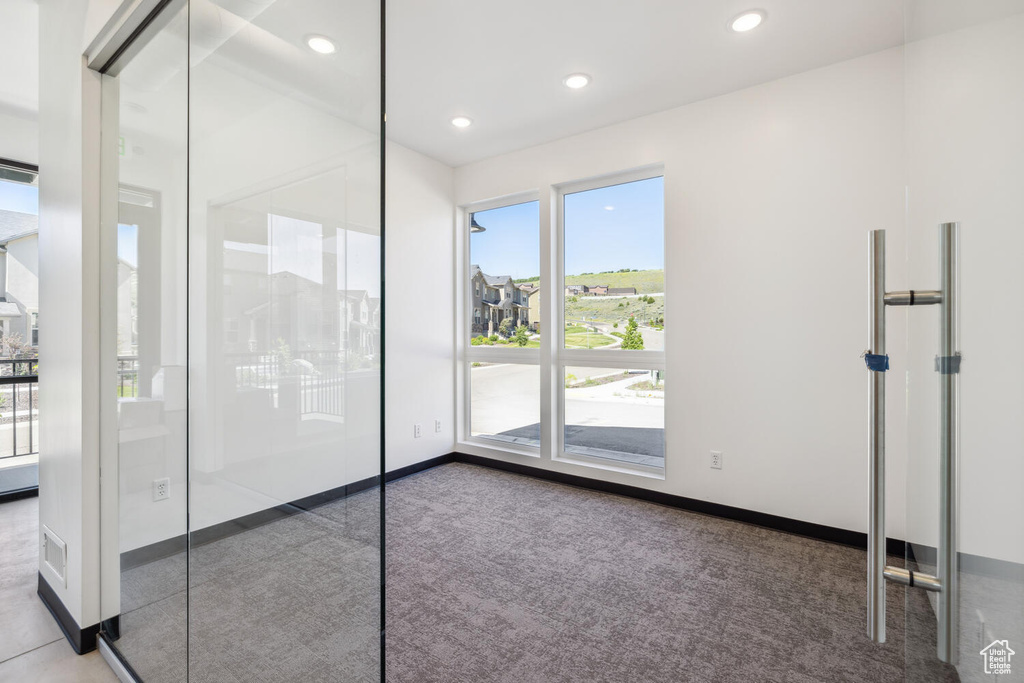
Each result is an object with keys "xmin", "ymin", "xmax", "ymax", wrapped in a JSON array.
[{"xmin": 42, "ymin": 525, "xmax": 67, "ymax": 587}]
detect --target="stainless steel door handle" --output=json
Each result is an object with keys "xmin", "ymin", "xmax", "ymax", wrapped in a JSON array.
[{"xmin": 866, "ymin": 223, "xmax": 959, "ymax": 664}]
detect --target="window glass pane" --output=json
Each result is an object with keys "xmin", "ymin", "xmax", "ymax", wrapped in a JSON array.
[
  {"xmin": 564, "ymin": 177, "xmax": 664, "ymax": 351},
  {"xmin": 470, "ymin": 362, "xmax": 540, "ymax": 448},
  {"xmin": 563, "ymin": 366, "xmax": 664, "ymax": 468},
  {"xmin": 0, "ymin": 165, "xmax": 38, "ymax": 355},
  {"xmin": 469, "ymin": 201, "xmax": 539, "ymax": 347},
  {"xmin": 0, "ymin": 171, "xmax": 38, "ymax": 214}
]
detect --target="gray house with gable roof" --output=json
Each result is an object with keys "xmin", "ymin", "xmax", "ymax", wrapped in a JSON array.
[{"xmin": 470, "ymin": 265, "xmax": 531, "ymax": 336}]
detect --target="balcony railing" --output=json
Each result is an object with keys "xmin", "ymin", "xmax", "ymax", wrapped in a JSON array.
[
  {"xmin": 115, "ymin": 351, "xmax": 354, "ymax": 420},
  {"xmin": 118, "ymin": 356, "xmax": 139, "ymax": 397},
  {"xmin": 227, "ymin": 350, "xmax": 347, "ymax": 418},
  {"xmin": 0, "ymin": 358, "xmax": 39, "ymax": 460}
]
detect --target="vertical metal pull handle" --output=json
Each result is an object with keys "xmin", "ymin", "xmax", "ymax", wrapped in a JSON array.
[
  {"xmin": 867, "ymin": 230, "xmax": 887, "ymax": 644},
  {"xmin": 937, "ymin": 222, "xmax": 959, "ymax": 665},
  {"xmin": 866, "ymin": 223, "xmax": 959, "ymax": 664}
]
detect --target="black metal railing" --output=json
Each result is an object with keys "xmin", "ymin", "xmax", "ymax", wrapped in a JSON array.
[
  {"xmin": 118, "ymin": 356, "xmax": 139, "ymax": 397},
  {"xmin": 114, "ymin": 351, "xmax": 354, "ymax": 419},
  {"xmin": 0, "ymin": 358, "xmax": 38, "ymax": 460},
  {"xmin": 227, "ymin": 350, "xmax": 347, "ymax": 417}
]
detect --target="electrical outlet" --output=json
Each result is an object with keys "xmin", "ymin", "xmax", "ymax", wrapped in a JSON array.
[
  {"xmin": 435, "ymin": 419, "xmax": 442, "ymax": 433},
  {"xmin": 153, "ymin": 478, "xmax": 170, "ymax": 502},
  {"xmin": 710, "ymin": 451, "xmax": 723, "ymax": 469},
  {"xmin": 414, "ymin": 424, "xmax": 422, "ymax": 438}
]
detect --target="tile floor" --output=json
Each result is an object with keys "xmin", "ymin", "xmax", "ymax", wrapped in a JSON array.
[{"xmin": 0, "ymin": 495, "xmax": 117, "ymax": 682}]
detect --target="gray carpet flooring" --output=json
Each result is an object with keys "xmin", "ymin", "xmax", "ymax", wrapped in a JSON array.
[
  {"xmin": 385, "ymin": 463, "xmax": 906, "ymax": 683},
  {"xmin": 111, "ymin": 462, "xmax": 921, "ymax": 682}
]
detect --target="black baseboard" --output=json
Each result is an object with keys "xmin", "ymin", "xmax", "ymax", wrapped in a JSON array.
[
  {"xmin": 128, "ymin": 449, "xmax": 1012, "ymax": 578},
  {"xmin": 907, "ymin": 543, "xmax": 1023, "ymax": 582},
  {"xmin": 0, "ymin": 486, "xmax": 39, "ymax": 504},
  {"xmin": 452, "ymin": 452, "xmax": 907, "ymax": 556},
  {"xmin": 189, "ymin": 473, "xmax": 382, "ymax": 548},
  {"xmin": 121, "ymin": 534, "xmax": 188, "ymax": 572},
  {"xmin": 122, "ymin": 455, "xmax": 455, "ymax": 571},
  {"xmin": 37, "ymin": 573, "xmax": 101, "ymax": 654},
  {"xmin": 386, "ymin": 453, "xmax": 456, "ymax": 482}
]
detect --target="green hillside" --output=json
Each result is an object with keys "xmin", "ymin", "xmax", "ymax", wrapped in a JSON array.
[
  {"xmin": 566, "ymin": 269, "xmax": 663, "ymax": 294},
  {"xmin": 566, "ymin": 295, "xmax": 664, "ymax": 327},
  {"xmin": 515, "ymin": 269, "xmax": 664, "ymax": 294}
]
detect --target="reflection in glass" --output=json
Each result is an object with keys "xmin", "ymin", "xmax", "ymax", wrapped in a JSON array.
[
  {"xmin": 563, "ymin": 177, "xmax": 664, "ymax": 351},
  {"xmin": 469, "ymin": 201, "xmax": 540, "ymax": 346},
  {"xmin": 469, "ymin": 362, "xmax": 540, "ymax": 447},
  {"xmin": 187, "ymin": 0, "xmax": 382, "ymax": 679},
  {"xmin": 110, "ymin": 6, "xmax": 189, "ymax": 682},
  {"xmin": 903, "ymin": 4, "xmax": 1024, "ymax": 679},
  {"xmin": 563, "ymin": 366, "xmax": 664, "ymax": 468}
]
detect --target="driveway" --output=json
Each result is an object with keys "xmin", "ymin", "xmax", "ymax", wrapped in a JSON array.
[{"xmin": 470, "ymin": 364, "xmax": 664, "ymax": 464}]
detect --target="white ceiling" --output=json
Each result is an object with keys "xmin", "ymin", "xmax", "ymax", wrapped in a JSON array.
[
  {"xmin": 385, "ymin": 0, "xmax": 907, "ymax": 167},
  {"xmin": 6, "ymin": 0, "xmax": 1024, "ymax": 171}
]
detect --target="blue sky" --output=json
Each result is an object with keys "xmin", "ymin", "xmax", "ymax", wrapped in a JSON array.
[
  {"xmin": 0, "ymin": 181, "xmax": 38, "ymax": 215},
  {"xmin": 470, "ymin": 176, "xmax": 663, "ymax": 280},
  {"xmin": 118, "ymin": 224, "xmax": 138, "ymax": 266},
  {"xmin": 470, "ymin": 201, "xmax": 540, "ymax": 280}
]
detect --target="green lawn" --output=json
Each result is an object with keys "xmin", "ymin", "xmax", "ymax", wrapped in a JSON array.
[
  {"xmin": 470, "ymin": 337, "xmax": 541, "ymax": 348},
  {"xmin": 564, "ymin": 325, "xmax": 615, "ymax": 349}
]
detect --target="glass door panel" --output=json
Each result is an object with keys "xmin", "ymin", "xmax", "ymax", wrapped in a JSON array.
[
  {"xmin": 903, "ymin": 4, "xmax": 1024, "ymax": 681},
  {"xmin": 187, "ymin": 0, "xmax": 382, "ymax": 680},
  {"xmin": 105, "ymin": 5, "xmax": 190, "ymax": 681}
]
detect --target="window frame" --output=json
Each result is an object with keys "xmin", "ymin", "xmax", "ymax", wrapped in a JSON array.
[
  {"xmin": 553, "ymin": 166, "xmax": 666, "ymax": 473},
  {"xmin": 456, "ymin": 166, "xmax": 667, "ymax": 477},
  {"xmin": 460, "ymin": 191, "xmax": 542, "ymax": 455}
]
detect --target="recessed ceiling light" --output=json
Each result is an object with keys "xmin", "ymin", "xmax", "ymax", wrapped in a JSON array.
[
  {"xmin": 563, "ymin": 73, "xmax": 591, "ymax": 89},
  {"xmin": 730, "ymin": 10, "xmax": 765, "ymax": 32},
  {"xmin": 306, "ymin": 35, "xmax": 336, "ymax": 54},
  {"xmin": 451, "ymin": 116, "xmax": 473, "ymax": 129},
  {"xmin": 603, "ymin": 206, "xmax": 615, "ymax": 211}
]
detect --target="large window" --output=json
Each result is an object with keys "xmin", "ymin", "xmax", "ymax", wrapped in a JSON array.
[
  {"xmin": 460, "ymin": 170, "xmax": 665, "ymax": 474},
  {"xmin": 464, "ymin": 197, "xmax": 541, "ymax": 452},
  {"xmin": 557, "ymin": 172, "xmax": 666, "ymax": 472}
]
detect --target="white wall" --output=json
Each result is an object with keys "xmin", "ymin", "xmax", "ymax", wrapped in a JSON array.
[
  {"xmin": 384, "ymin": 141, "xmax": 456, "ymax": 471},
  {"xmin": 37, "ymin": 0, "xmax": 121, "ymax": 632},
  {"xmin": 453, "ymin": 48, "xmax": 910, "ymax": 539},
  {"xmin": 903, "ymin": 13, "xmax": 1024, "ymax": 675},
  {"xmin": 904, "ymin": 11, "xmax": 1024, "ymax": 567},
  {"xmin": 0, "ymin": 111, "xmax": 38, "ymax": 166}
]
